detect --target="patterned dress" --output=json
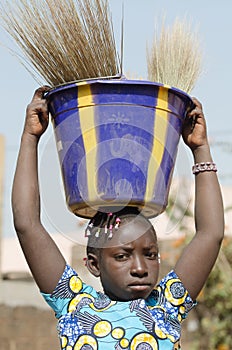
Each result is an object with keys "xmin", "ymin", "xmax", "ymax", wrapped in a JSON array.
[{"xmin": 42, "ymin": 265, "xmax": 195, "ymax": 350}]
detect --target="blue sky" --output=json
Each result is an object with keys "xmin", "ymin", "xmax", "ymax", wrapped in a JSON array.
[{"xmin": 0, "ymin": 0, "xmax": 232, "ymax": 239}]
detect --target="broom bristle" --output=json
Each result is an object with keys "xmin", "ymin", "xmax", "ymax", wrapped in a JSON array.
[
  {"xmin": 0, "ymin": 0, "xmax": 120, "ymax": 86},
  {"xmin": 147, "ymin": 17, "xmax": 202, "ymax": 93}
]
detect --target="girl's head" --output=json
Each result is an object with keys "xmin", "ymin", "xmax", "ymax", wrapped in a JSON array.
[{"xmin": 85, "ymin": 207, "xmax": 160, "ymax": 301}]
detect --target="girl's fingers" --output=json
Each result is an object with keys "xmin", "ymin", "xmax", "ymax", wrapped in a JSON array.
[{"xmin": 32, "ymin": 86, "xmax": 51, "ymax": 101}]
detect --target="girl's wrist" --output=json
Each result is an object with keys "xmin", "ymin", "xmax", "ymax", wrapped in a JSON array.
[
  {"xmin": 192, "ymin": 143, "xmax": 212, "ymax": 163},
  {"xmin": 21, "ymin": 131, "xmax": 40, "ymax": 146}
]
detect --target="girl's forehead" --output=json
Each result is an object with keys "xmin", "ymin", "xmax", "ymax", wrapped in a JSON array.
[
  {"xmin": 104, "ymin": 220, "xmax": 157, "ymax": 248},
  {"xmin": 86, "ymin": 212, "xmax": 157, "ymax": 251}
]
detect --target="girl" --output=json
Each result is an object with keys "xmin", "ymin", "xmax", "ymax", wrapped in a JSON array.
[{"xmin": 12, "ymin": 86, "xmax": 224, "ymax": 349}]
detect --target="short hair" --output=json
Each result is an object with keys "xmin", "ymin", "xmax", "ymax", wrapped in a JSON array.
[{"xmin": 86, "ymin": 207, "xmax": 156, "ymax": 256}]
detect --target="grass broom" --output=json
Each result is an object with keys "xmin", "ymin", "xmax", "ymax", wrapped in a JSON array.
[
  {"xmin": 147, "ymin": 17, "xmax": 203, "ymax": 93},
  {"xmin": 0, "ymin": 0, "xmax": 120, "ymax": 86}
]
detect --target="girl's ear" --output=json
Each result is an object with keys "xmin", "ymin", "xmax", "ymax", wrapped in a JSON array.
[{"xmin": 86, "ymin": 253, "xmax": 101, "ymax": 277}]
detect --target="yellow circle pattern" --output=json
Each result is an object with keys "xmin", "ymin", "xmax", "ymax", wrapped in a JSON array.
[
  {"xmin": 93, "ymin": 320, "xmax": 112, "ymax": 338},
  {"xmin": 74, "ymin": 335, "xmax": 97, "ymax": 350},
  {"xmin": 111, "ymin": 327, "xmax": 125, "ymax": 340},
  {"xmin": 120, "ymin": 338, "xmax": 130, "ymax": 348},
  {"xmin": 165, "ymin": 279, "xmax": 187, "ymax": 306},
  {"xmin": 154, "ymin": 324, "xmax": 167, "ymax": 340},
  {"xmin": 130, "ymin": 333, "xmax": 158, "ymax": 350},
  {"xmin": 89, "ymin": 300, "xmax": 116, "ymax": 312},
  {"xmin": 69, "ymin": 276, "xmax": 83, "ymax": 293},
  {"xmin": 68, "ymin": 293, "xmax": 94, "ymax": 313},
  {"xmin": 61, "ymin": 335, "xmax": 68, "ymax": 348}
]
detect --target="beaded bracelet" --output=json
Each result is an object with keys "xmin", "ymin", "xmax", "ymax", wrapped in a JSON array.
[{"xmin": 192, "ymin": 162, "xmax": 217, "ymax": 174}]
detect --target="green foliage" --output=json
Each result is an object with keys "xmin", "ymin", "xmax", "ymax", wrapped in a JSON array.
[
  {"xmin": 166, "ymin": 186, "xmax": 232, "ymax": 349},
  {"xmin": 197, "ymin": 238, "xmax": 232, "ymax": 349}
]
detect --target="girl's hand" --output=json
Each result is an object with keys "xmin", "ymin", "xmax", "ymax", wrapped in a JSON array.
[
  {"xmin": 23, "ymin": 86, "xmax": 51, "ymax": 138},
  {"xmin": 182, "ymin": 97, "xmax": 208, "ymax": 151}
]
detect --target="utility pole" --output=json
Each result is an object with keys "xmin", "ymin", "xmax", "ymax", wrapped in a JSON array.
[{"xmin": 0, "ymin": 135, "xmax": 5, "ymax": 302}]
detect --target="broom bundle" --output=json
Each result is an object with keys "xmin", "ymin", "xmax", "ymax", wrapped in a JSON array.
[
  {"xmin": 0, "ymin": 0, "xmax": 120, "ymax": 86},
  {"xmin": 0, "ymin": 1, "xmax": 202, "ymax": 92},
  {"xmin": 147, "ymin": 17, "xmax": 202, "ymax": 93}
]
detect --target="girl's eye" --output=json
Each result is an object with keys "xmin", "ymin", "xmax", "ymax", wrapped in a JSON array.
[
  {"xmin": 146, "ymin": 252, "xmax": 159, "ymax": 260},
  {"xmin": 115, "ymin": 253, "xmax": 129, "ymax": 261}
]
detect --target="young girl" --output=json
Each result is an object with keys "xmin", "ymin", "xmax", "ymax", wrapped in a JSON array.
[{"xmin": 12, "ymin": 86, "xmax": 224, "ymax": 349}]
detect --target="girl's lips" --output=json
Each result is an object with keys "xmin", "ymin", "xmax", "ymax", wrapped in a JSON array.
[{"xmin": 128, "ymin": 284, "xmax": 151, "ymax": 291}]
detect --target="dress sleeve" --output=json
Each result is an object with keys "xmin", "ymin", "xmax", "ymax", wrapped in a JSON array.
[
  {"xmin": 41, "ymin": 264, "xmax": 86, "ymax": 318},
  {"xmin": 144, "ymin": 271, "xmax": 197, "ymax": 345},
  {"xmin": 155, "ymin": 270, "xmax": 196, "ymax": 322}
]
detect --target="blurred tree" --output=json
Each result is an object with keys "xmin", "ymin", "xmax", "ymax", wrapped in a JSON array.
[{"xmin": 165, "ymin": 182, "xmax": 232, "ymax": 349}]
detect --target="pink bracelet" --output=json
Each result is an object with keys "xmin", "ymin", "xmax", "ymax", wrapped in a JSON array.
[{"xmin": 192, "ymin": 162, "xmax": 217, "ymax": 174}]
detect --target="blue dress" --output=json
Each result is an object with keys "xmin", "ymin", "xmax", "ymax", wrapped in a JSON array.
[{"xmin": 42, "ymin": 265, "xmax": 195, "ymax": 350}]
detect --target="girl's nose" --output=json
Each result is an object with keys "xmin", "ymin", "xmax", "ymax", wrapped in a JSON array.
[{"xmin": 130, "ymin": 256, "xmax": 148, "ymax": 277}]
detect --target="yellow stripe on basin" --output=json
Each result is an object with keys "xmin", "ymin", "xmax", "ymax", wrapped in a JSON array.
[
  {"xmin": 144, "ymin": 86, "xmax": 169, "ymax": 204},
  {"xmin": 78, "ymin": 84, "xmax": 98, "ymax": 202}
]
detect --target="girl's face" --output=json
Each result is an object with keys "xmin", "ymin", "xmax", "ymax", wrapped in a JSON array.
[{"xmin": 98, "ymin": 218, "xmax": 160, "ymax": 301}]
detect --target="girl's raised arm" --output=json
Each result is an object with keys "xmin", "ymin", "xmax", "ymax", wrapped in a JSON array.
[
  {"xmin": 12, "ymin": 87, "xmax": 66, "ymax": 293},
  {"xmin": 174, "ymin": 98, "xmax": 224, "ymax": 300}
]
